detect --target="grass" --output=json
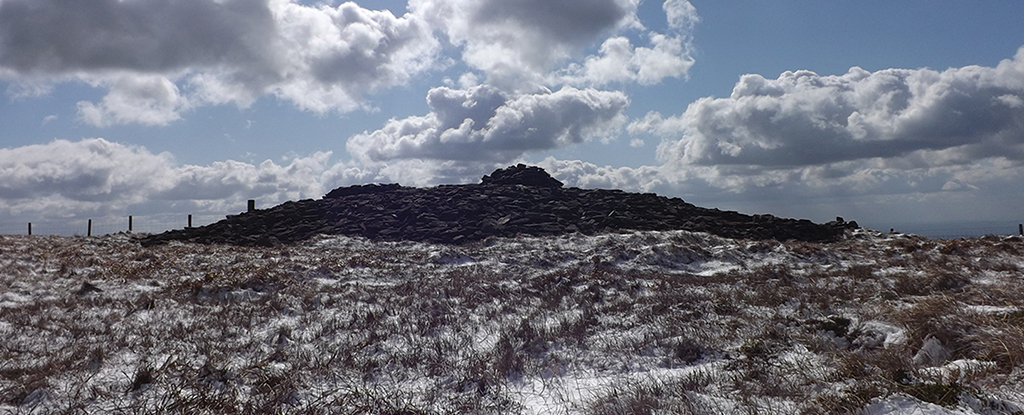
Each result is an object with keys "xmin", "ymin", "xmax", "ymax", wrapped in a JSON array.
[{"xmin": 0, "ymin": 230, "xmax": 1023, "ymax": 414}]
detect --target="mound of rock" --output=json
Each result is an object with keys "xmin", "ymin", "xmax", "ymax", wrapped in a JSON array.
[
  {"xmin": 481, "ymin": 164, "xmax": 564, "ymax": 187},
  {"xmin": 141, "ymin": 164, "xmax": 857, "ymax": 247}
]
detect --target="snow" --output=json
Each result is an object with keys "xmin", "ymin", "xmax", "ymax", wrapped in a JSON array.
[
  {"xmin": 963, "ymin": 305, "xmax": 1019, "ymax": 315},
  {"xmin": 919, "ymin": 359, "xmax": 999, "ymax": 384},
  {"xmin": 861, "ymin": 396, "xmax": 976, "ymax": 415},
  {"xmin": 0, "ymin": 230, "xmax": 1023, "ymax": 413}
]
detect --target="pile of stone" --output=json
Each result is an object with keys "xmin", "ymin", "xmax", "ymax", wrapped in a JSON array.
[{"xmin": 141, "ymin": 164, "xmax": 857, "ymax": 247}]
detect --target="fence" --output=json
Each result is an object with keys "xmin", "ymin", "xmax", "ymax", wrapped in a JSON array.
[
  {"xmin": 0, "ymin": 214, "xmax": 236, "ymax": 237},
  {"xmin": 871, "ymin": 222, "xmax": 1024, "ymax": 239},
  {"xmin": 1, "ymin": 210, "xmax": 1022, "ymax": 239},
  {"xmin": 0, "ymin": 201, "xmax": 259, "ymax": 237}
]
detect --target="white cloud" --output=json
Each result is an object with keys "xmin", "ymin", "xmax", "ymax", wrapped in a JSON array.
[
  {"xmin": 536, "ymin": 157, "xmax": 664, "ymax": 191},
  {"xmin": 410, "ymin": 0, "xmax": 641, "ymax": 87},
  {"xmin": 76, "ymin": 75, "xmax": 190, "ymax": 126},
  {"xmin": 347, "ymin": 84, "xmax": 630, "ymax": 164},
  {"xmin": 0, "ymin": 139, "xmax": 175, "ymax": 211},
  {"xmin": 663, "ymin": 0, "xmax": 699, "ymax": 32},
  {"xmin": 0, "ymin": 0, "xmax": 439, "ymax": 123},
  {"xmin": 228, "ymin": 0, "xmax": 439, "ymax": 112},
  {"xmin": 625, "ymin": 47, "xmax": 1024, "ymax": 199},
  {"xmin": 554, "ymin": 0, "xmax": 698, "ymax": 86},
  {"xmin": 0, "ymin": 138, "xmax": 372, "ymax": 220},
  {"xmin": 0, "ymin": 0, "xmax": 697, "ymax": 126}
]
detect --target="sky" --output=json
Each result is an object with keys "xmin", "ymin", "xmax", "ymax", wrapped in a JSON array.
[{"xmin": 1, "ymin": 0, "xmax": 1024, "ymax": 233}]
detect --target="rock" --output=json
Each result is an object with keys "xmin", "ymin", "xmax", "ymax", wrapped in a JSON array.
[
  {"xmin": 913, "ymin": 336, "xmax": 952, "ymax": 367},
  {"xmin": 481, "ymin": 164, "xmax": 563, "ymax": 187},
  {"xmin": 75, "ymin": 282, "xmax": 103, "ymax": 296},
  {"xmin": 141, "ymin": 165, "xmax": 857, "ymax": 247},
  {"xmin": 324, "ymin": 183, "xmax": 401, "ymax": 198}
]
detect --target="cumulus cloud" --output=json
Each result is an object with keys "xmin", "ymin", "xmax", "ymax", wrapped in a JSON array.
[
  {"xmin": 0, "ymin": 0, "xmax": 698, "ymax": 126},
  {"xmin": 410, "ymin": 0, "xmax": 640, "ymax": 87},
  {"xmin": 0, "ymin": 0, "xmax": 273, "ymax": 74},
  {"xmin": 628, "ymin": 47, "xmax": 1024, "ymax": 198},
  {"xmin": 0, "ymin": 138, "xmax": 374, "ymax": 219},
  {"xmin": 0, "ymin": 139, "xmax": 174, "ymax": 205},
  {"xmin": 226, "ymin": 0, "xmax": 439, "ymax": 112},
  {"xmin": 347, "ymin": 84, "xmax": 629, "ymax": 164},
  {"xmin": 0, "ymin": 0, "xmax": 439, "ymax": 123},
  {"xmin": 554, "ymin": 0, "xmax": 698, "ymax": 86},
  {"xmin": 536, "ymin": 157, "xmax": 664, "ymax": 191},
  {"xmin": 76, "ymin": 75, "xmax": 190, "ymax": 126}
]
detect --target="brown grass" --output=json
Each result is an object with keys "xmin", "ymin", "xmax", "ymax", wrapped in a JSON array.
[{"xmin": 1, "ymin": 231, "xmax": 1023, "ymax": 413}]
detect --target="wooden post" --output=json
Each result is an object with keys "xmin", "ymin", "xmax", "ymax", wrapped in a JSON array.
[
  {"xmin": 88, "ymin": 219, "xmax": 92, "ymax": 237},
  {"xmin": 248, "ymin": 199, "xmax": 255, "ymax": 212},
  {"xmin": 188, "ymin": 214, "xmax": 193, "ymax": 228},
  {"xmin": 28, "ymin": 222, "xmax": 31, "ymax": 236},
  {"xmin": 129, "ymin": 216, "xmax": 133, "ymax": 233},
  {"xmin": 1019, "ymin": 224, "xmax": 1022, "ymax": 236}
]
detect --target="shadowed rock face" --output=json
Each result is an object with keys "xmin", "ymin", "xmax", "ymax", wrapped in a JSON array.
[
  {"xmin": 481, "ymin": 164, "xmax": 564, "ymax": 187},
  {"xmin": 141, "ymin": 165, "xmax": 857, "ymax": 247}
]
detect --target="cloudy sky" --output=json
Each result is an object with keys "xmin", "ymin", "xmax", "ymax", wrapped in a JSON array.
[{"xmin": 2, "ymin": 0, "xmax": 1024, "ymax": 232}]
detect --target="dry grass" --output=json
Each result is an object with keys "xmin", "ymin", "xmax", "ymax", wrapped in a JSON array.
[{"xmin": 1, "ymin": 230, "xmax": 1023, "ymax": 414}]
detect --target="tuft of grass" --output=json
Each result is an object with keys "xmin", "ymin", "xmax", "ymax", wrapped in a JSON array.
[
  {"xmin": 901, "ymin": 381, "xmax": 966, "ymax": 407},
  {"xmin": 1, "ymin": 231, "xmax": 1023, "ymax": 414}
]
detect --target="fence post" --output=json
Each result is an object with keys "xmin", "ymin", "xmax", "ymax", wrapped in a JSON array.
[
  {"xmin": 248, "ymin": 199, "xmax": 256, "ymax": 212},
  {"xmin": 88, "ymin": 219, "xmax": 92, "ymax": 237},
  {"xmin": 28, "ymin": 222, "xmax": 31, "ymax": 236},
  {"xmin": 188, "ymin": 214, "xmax": 193, "ymax": 228},
  {"xmin": 1019, "ymin": 224, "xmax": 1022, "ymax": 236},
  {"xmin": 129, "ymin": 216, "xmax": 133, "ymax": 233}
]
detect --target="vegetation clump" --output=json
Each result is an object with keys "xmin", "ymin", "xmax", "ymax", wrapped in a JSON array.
[{"xmin": 1, "ymin": 230, "xmax": 1022, "ymax": 413}]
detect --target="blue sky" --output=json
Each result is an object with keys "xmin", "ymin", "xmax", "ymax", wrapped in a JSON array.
[{"xmin": 2, "ymin": 0, "xmax": 1024, "ymax": 233}]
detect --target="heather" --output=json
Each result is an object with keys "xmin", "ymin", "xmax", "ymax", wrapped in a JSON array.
[{"xmin": 1, "ymin": 229, "xmax": 1022, "ymax": 414}]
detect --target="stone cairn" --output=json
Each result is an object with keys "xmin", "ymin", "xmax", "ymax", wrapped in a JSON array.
[{"xmin": 141, "ymin": 164, "xmax": 857, "ymax": 247}]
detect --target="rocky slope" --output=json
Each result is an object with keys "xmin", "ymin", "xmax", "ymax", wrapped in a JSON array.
[{"xmin": 141, "ymin": 164, "xmax": 857, "ymax": 247}]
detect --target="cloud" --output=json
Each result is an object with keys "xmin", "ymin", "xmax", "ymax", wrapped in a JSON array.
[
  {"xmin": 219, "ymin": 0, "xmax": 440, "ymax": 112},
  {"xmin": 0, "ymin": 0, "xmax": 273, "ymax": 74},
  {"xmin": 646, "ymin": 49, "xmax": 1024, "ymax": 168},
  {"xmin": 347, "ymin": 84, "xmax": 629, "ymax": 164},
  {"xmin": 0, "ymin": 139, "xmax": 175, "ymax": 215},
  {"xmin": 0, "ymin": 138, "xmax": 372, "ymax": 219},
  {"xmin": 76, "ymin": 75, "xmax": 190, "ymax": 126},
  {"xmin": 554, "ymin": 0, "xmax": 698, "ymax": 86},
  {"xmin": 627, "ymin": 46, "xmax": 1024, "ymax": 197},
  {"xmin": 0, "ymin": 0, "xmax": 439, "ymax": 123},
  {"xmin": 536, "ymin": 157, "xmax": 664, "ymax": 191},
  {"xmin": 662, "ymin": 0, "xmax": 699, "ymax": 31},
  {"xmin": 0, "ymin": 0, "xmax": 697, "ymax": 126},
  {"xmin": 410, "ymin": 0, "xmax": 640, "ymax": 87}
]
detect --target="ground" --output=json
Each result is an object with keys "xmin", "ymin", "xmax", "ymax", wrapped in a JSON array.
[{"xmin": 1, "ymin": 229, "xmax": 1023, "ymax": 414}]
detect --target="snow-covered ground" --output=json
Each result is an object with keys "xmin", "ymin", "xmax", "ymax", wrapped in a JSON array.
[{"xmin": 1, "ymin": 229, "xmax": 1022, "ymax": 414}]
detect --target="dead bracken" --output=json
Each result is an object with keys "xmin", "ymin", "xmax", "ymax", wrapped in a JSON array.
[{"xmin": 1, "ymin": 229, "xmax": 1022, "ymax": 414}]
